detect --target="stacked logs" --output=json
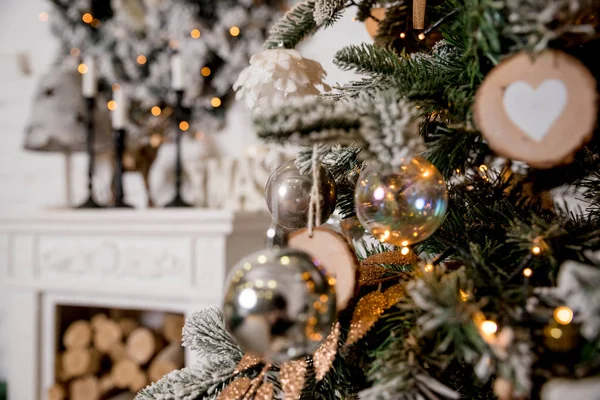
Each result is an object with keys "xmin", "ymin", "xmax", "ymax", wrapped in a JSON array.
[{"xmin": 48, "ymin": 313, "xmax": 185, "ymax": 400}]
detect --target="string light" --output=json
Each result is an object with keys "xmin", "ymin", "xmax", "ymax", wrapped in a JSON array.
[
  {"xmin": 351, "ymin": 17, "xmax": 357, "ymax": 22},
  {"xmin": 150, "ymin": 134, "xmax": 161, "ymax": 148},
  {"xmin": 523, "ymin": 268, "xmax": 533, "ymax": 277},
  {"xmin": 112, "ymin": 83, "xmax": 121, "ymax": 91},
  {"xmin": 191, "ymin": 29, "xmax": 201, "ymax": 39},
  {"xmin": 39, "ymin": 12, "xmax": 49, "ymax": 22},
  {"xmin": 229, "ymin": 26, "xmax": 240, "ymax": 36},
  {"xmin": 179, "ymin": 121, "xmax": 189, "ymax": 131},
  {"xmin": 91, "ymin": 18, "xmax": 100, "ymax": 28},
  {"xmin": 531, "ymin": 246, "xmax": 541, "ymax": 255},
  {"xmin": 401, "ymin": 240, "xmax": 409, "ymax": 247},
  {"xmin": 82, "ymin": 13, "xmax": 93, "ymax": 23},
  {"xmin": 459, "ymin": 289, "xmax": 469, "ymax": 302},
  {"xmin": 201, "ymin": 67, "xmax": 211, "ymax": 77},
  {"xmin": 481, "ymin": 320, "xmax": 498, "ymax": 336},
  {"xmin": 418, "ymin": 32, "xmax": 426, "ymax": 40},
  {"xmin": 107, "ymin": 100, "xmax": 117, "ymax": 111},
  {"xmin": 554, "ymin": 306, "xmax": 573, "ymax": 325},
  {"xmin": 78, "ymin": 63, "xmax": 88, "ymax": 74},
  {"xmin": 399, "ymin": 32, "xmax": 406, "ymax": 38},
  {"xmin": 151, "ymin": 106, "xmax": 161, "ymax": 116},
  {"xmin": 136, "ymin": 55, "xmax": 147, "ymax": 65},
  {"xmin": 424, "ymin": 263, "xmax": 433, "ymax": 272},
  {"xmin": 195, "ymin": 131, "xmax": 204, "ymax": 140},
  {"xmin": 479, "ymin": 164, "xmax": 488, "ymax": 172},
  {"xmin": 169, "ymin": 39, "xmax": 179, "ymax": 49},
  {"xmin": 211, "ymin": 97, "xmax": 222, "ymax": 107},
  {"xmin": 70, "ymin": 48, "xmax": 80, "ymax": 57},
  {"xmin": 549, "ymin": 327, "xmax": 563, "ymax": 339},
  {"xmin": 400, "ymin": 247, "xmax": 410, "ymax": 256}
]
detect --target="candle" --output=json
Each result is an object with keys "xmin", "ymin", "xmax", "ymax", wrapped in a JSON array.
[
  {"xmin": 82, "ymin": 55, "xmax": 97, "ymax": 98},
  {"xmin": 112, "ymin": 88, "xmax": 127, "ymax": 129},
  {"xmin": 171, "ymin": 53, "xmax": 184, "ymax": 90}
]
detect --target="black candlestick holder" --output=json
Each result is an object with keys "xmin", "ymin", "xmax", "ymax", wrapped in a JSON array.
[
  {"xmin": 76, "ymin": 97, "xmax": 103, "ymax": 209},
  {"xmin": 165, "ymin": 90, "xmax": 192, "ymax": 208},
  {"xmin": 112, "ymin": 128, "xmax": 133, "ymax": 208}
]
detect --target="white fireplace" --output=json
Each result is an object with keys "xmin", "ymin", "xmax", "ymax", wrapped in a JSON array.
[{"xmin": 0, "ymin": 209, "xmax": 269, "ymax": 400}]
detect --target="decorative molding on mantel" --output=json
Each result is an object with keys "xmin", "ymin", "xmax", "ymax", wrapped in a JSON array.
[{"xmin": 0, "ymin": 209, "xmax": 270, "ymax": 400}]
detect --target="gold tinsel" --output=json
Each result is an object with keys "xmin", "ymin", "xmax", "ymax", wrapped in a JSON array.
[
  {"xmin": 384, "ymin": 283, "xmax": 405, "ymax": 308},
  {"xmin": 280, "ymin": 359, "xmax": 307, "ymax": 400},
  {"xmin": 358, "ymin": 264, "xmax": 398, "ymax": 286},
  {"xmin": 346, "ymin": 291, "xmax": 387, "ymax": 345},
  {"xmin": 217, "ymin": 377, "xmax": 252, "ymax": 400},
  {"xmin": 235, "ymin": 353, "xmax": 262, "ymax": 373},
  {"xmin": 313, "ymin": 322, "xmax": 341, "ymax": 381},
  {"xmin": 254, "ymin": 382, "xmax": 274, "ymax": 400}
]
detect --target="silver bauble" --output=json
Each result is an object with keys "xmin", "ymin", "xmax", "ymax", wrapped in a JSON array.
[
  {"xmin": 223, "ymin": 248, "xmax": 337, "ymax": 363},
  {"xmin": 265, "ymin": 160, "xmax": 337, "ymax": 230},
  {"xmin": 355, "ymin": 156, "xmax": 448, "ymax": 246}
]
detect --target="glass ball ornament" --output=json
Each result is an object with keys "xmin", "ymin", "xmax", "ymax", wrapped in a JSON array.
[
  {"xmin": 354, "ymin": 156, "xmax": 448, "ymax": 246},
  {"xmin": 222, "ymin": 248, "xmax": 337, "ymax": 363},
  {"xmin": 265, "ymin": 160, "xmax": 337, "ymax": 230}
]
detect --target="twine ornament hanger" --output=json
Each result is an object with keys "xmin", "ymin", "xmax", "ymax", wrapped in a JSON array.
[{"xmin": 307, "ymin": 144, "xmax": 322, "ymax": 238}]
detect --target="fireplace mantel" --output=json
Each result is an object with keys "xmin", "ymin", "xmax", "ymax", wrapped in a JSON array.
[{"xmin": 0, "ymin": 209, "xmax": 269, "ymax": 400}]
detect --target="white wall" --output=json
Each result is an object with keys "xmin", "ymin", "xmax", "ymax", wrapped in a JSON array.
[{"xmin": 0, "ymin": 0, "xmax": 371, "ymax": 380}]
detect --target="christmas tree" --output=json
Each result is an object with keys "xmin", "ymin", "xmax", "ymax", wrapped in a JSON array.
[{"xmin": 139, "ymin": 1, "xmax": 600, "ymax": 399}]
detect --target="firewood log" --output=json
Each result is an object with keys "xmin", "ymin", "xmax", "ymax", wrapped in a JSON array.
[
  {"xmin": 126, "ymin": 327, "xmax": 163, "ymax": 365},
  {"xmin": 93, "ymin": 319, "xmax": 122, "ymax": 353},
  {"xmin": 99, "ymin": 373, "xmax": 116, "ymax": 396},
  {"xmin": 128, "ymin": 370, "xmax": 148, "ymax": 392},
  {"xmin": 47, "ymin": 383, "xmax": 66, "ymax": 400},
  {"xmin": 106, "ymin": 392, "xmax": 136, "ymax": 400},
  {"xmin": 61, "ymin": 348, "xmax": 100, "ymax": 378},
  {"xmin": 90, "ymin": 314, "xmax": 109, "ymax": 331},
  {"xmin": 112, "ymin": 359, "xmax": 141, "ymax": 389},
  {"xmin": 162, "ymin": 314, "xmax": 185, "ymax": 343},
  {"xmin": 107, "ymin": 341, "xmax": 127, "ymax": 362},
  {"xmin": 118, "ymin": 318, "xmax": 139, "ymax": 338},
  {"xmin": 63, "ymin": 320, "xmax": 92, "ymax": 349},
  {"xmin": 69, "ymin": 375, "xmax": 99, "ymax": 400},
  {"xmin": 148, "ymin": 343, "xmax": 184, "ymax": 382}
]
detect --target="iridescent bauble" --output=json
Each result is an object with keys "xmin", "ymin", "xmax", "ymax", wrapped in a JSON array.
[
  {"xmin": 354, "ymin": 157, "xmax": 448, "ymax": 246},
  {"xmin": 340, "ymin": 216, "xmax": 365, "ymax": 243},
  {"xmin": 265, "ymin": 160, "xmax": 337, "ymax": 230},
  {"xmin": 222, "ymin": 248, "xmax": 337, "ymax": 363}
]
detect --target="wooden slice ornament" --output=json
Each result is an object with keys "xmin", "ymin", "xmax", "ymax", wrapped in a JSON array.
[
  {"xmin": 474, "ymin": 50, "xmax": 597, "ymax": 169},
  {"xmin": 364, "ymin": 8, "xmax": 387, "ymax": 39},
  {"xmin": 288, "ymin": 227, "xmax": 358, "ymax": 311}
]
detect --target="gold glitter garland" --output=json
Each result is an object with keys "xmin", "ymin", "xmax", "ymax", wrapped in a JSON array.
[
  {"xmin": 280, "ymin": 359, "xmax": 307, "ymax": 400},
  {"xmin": 217, "ymin": 377, "xmax": 252, "ymax": 400},
  {"xmin": 254, "ymin": 382, "xmax": 274, "ymax": 400},
  {"xmin": 384, "ymin": 283, "xmax": 405, "ymax": 308},
  {"xmin": 346, "ymin": 291, "xmax": 387, "ymax": 345},
  {"xmin": 313, "ymin": 322, "xmax": 341, "ymax": 381},
  {"xmin": 358, "ymin": 264, "xmax": 399, "ymax": 286},
  {"xmin": 361, "ymin": 250, "xmax": 419, "ymax": 267},
  {"xmin": 234, "ymin": 353, "xmax": 262, "ymax": 373}
]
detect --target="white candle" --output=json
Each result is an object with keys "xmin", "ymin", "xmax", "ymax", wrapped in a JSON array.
[
  {"xmin": 82, "ymin": 55, "xmax": 97, "ymax": 98},
  {"xmin": 171, "ymin": 53, "xmax": 184, "ymax": 90},
  {"xmin": 112, "ymin": 88, "xmax": 127, "ymax": 129}
]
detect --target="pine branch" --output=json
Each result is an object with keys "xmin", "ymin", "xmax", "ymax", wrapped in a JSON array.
[
  {"xmin": 334, "ymin": 43, "xmax": 404, "ymax": 75},
  {"xmin": 264, "ymin": 0, "xmax": 319, "ymax": 49}
]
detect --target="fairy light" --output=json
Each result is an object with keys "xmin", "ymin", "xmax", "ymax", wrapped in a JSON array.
[
  {"xmin": 459, "ymin": 289, "xmax": 469, "ymax": 302},
  {"xmin": 195, "ymin": 131, "xmax": 204, "ymax": 140},
  {"xmin": 82, "ymin": 13, "xmax": 93, "ymax": 23},
  {"xmin": 107, "ymin": 100, "xmax": 117, "ymax": 111},
  {"xmin": 179, "ymin": 121, "xmax": 190, "ymax": 131},
  {"xmin": 479, "ymin": 165, "xmax": 488, "ymax": 172},
  {"xmin": 531, "ymin": 246, "xmax": 541, "ymax": 255},
  {"xmin": 554, "ymin": 306, "xmax": 573, "ymax": 325},
  {"xmin": 169, "ymin": 39, "xmax": 179, "ymax": 49},
  {"xmin": 150, "ymin": 134, "xmax": 161, "ymax": 148},
  {"xmin": 400, "ymin": 32, "xmax": 406, "ymax": 39},
  {"xmin": 91, "ymin": 18, "xmax": 100, "ymax": 27},
  {"xmin": 190, "ymin": 28, "xmax": 201, "ymax": 39},
  {"xmin": 136, "ymin": 55, "xmax": 147, "ymax": 65},
  {"xmin": 229, "ymin": 26, "xmax": 240, "ymax": 36},
  {"xmin": 112, "ymin": 83, "xmax": 121, "ymax": 91},
  {"xmin": 201, "ymin": 67, "xmax": 211, "ymax": 77},
  {"xmin": 70, "ymin": 48, "xmax": 80, "ymax": 57},
  {"xmin": 351, "ymin": 17, "xmax": 357, "ymax": 22},
  {"xmin": 211, "ymin": 97, "xmax": 222, "ymax": 107},
  {"xmin": 481, "ymin": 320, "xmax": 498, "ymax": 336},
  {"xmin": 418, "ymin": 32, "xmax": 426, "ymax": 40},
  {"xmin": 400, "ymin": 247, "xmax": 410, "ymax": 256},
  {"xmin": 78, "ymin": 63, "xmax": 88, "ymax": 74},
  {"xmin": 401, "ymin": 240, "xmax": 409, "ymax": 247},
  {"xmin": 424, "ymin": 263, "xmax": 434, "ymax": 272},
  {"xmin": 151, "ymin": 106, "xmax": 161, "ymax": 116},
  {"xmin": 39, "ymin": 12, "xmax": 49, "ymax": 22},
  {"xmin": 549, "ymin": 327, "xmax": 563, "ymax": 339},
  {"xmin": 523, "ymin": 268, "xmax": 533, "ymax": 277}
]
